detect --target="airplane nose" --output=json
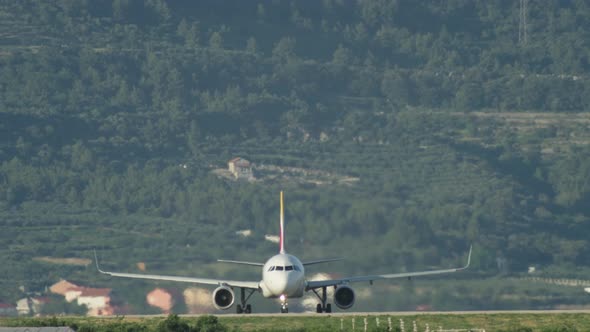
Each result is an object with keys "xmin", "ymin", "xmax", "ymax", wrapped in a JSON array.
[
  {"xmin": 270, "ymin": 277, "xmax": 288, "ymax": 295},
  {"xmin": 269, "ymin": 273, "xmax": 304, "ymax": 297}
]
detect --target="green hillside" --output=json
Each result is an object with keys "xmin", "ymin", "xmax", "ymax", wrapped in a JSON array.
[{"xmin": 1, "ymin": 1, "xmax": 590, "ymax": 313}]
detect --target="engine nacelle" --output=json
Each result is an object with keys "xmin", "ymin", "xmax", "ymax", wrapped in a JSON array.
[
  {"xmin": 333, "ymin": 285, "xmax": 355, "ymax": 310},
  {"xmin": 212, "ymin": 285, "xmax": 234, "ymax": 310}
]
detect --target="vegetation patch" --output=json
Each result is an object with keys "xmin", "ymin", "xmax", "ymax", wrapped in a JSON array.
[{"xmin": 33, "ymin": 257, "xmax": 92, "ymax": 266}]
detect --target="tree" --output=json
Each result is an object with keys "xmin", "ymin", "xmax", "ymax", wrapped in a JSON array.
[
  {"xmin": 272, "ymin": 37, "xmax": 297, "ymax": 63},
  {"xmin": 331, "ymin": 44, "xmax": 354, "ymax": 67},
  {"xmin": 195, "ymin": 315, "xmax": 227, "ymax": 332},
  {"xmin": 146, "ymin": 0, "xmax": 171, "ymax": 23},
  {"xmin": 549, "ymin": 149, "xmax": 590, "ymax": 208},
  {"xmin": 381, "ymin": 70, "xmax": 412, "ymax": 106},
  {"xmin": 209, "ymin": 31, "xmax": 223, "ymax": 49},
  {"xmin": 39, "ymin": 295, "xmax": 87, "ymax": 315},
  {"xmin": 112, "ymin": 0, "xmax": 129, "ymax": 21},
  {"xmin": 157, "ymin": 314, "xmax": 196, "ymax": 332},
  {"xmin": 186, "ymin": 22, "xmax": 201, "ymax": 48},
  {"xmin": 360, "ymin": 0, "xmax": 400, "ymax": 27},
  {"xmin": 246, "ymin": 37, "xmax": 257, "ymax": 54},
  {"xmin": 455, "ymin": 82, "xmax": 484, "ymax": 111},
  {"xmin": 16, "ymin": 137, "xmax": 32, "ymax": 157},
  {"xmin": 187, "ymin": 120, "xmax": 201, "ymax": 157},
  {"xmin": 70, "ymin": 141, "xmax": 95, "ymax": 171},
  {"xmin": 256, "ymin": 3, "xmax": 266, "ymax": 23}
]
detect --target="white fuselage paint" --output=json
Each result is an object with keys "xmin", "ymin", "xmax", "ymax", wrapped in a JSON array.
[{"xmin": 259, "ymin": 253, "xmax": 306, "ymax": 298}]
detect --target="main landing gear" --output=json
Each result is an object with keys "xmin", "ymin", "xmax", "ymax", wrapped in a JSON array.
[
  {"xmin": 311, "ymin": 286, "xmax": 332, "ymax": 313},
  {"xmin": 236, "ymin": 304, "xmax": 251, "ymax": 314},
  {"xmin": 236, "ymin": 288, "xmax": 256, "ymax": 314}
]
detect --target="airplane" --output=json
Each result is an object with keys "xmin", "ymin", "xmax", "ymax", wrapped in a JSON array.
[{"xmin": 95, "ymin": 191, "xmax": 472, "ymax": 314}]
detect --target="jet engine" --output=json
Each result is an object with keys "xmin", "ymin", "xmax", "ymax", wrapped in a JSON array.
[
  {"xmin": 212, "ymin": 285, "xmax": 234, "ymax": 310},
  {"xmin": 333, "ymin": 285, "xmax": 355, "ymax": 310}
]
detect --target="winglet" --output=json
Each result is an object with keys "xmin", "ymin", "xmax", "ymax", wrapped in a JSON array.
[
  {"xmin": 279, "ymin": 191, "xmax": 285, "ymax": 254},
  {"xmin": 462, "ymin": 245, "xmax": 473, "ymax": 270},
  {"xmin": 94, "ymin": 249, "xmax": 107, "ymax": 275}
]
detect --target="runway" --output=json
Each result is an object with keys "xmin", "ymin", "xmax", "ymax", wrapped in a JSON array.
[
  {"xmin": 163, "ymin": 309, "xmax": 590, "ymax": 318},
  {"xmin": 225, "ymin": 309, "xmax": 590, "ymax": 317}
]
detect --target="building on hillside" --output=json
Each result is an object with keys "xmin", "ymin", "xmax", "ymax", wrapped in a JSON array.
[
  {"xmin": 183, "ymin": 287, "xmax": 214, "ymax": 314},
  {"xmin": 228, "ymin": 157, "xmax": 254, "ymax": 180},
  {"xmin": 50, "ymin": 279, "xmax": 79, "ymax": 296},
  {"xmin": 64, "ymin": 286, "xmax": 114, "ymax": 316},
  {"xmin": 16, "ymin": 298, "xmax": 31, "ymax": 315},
  {"xmin": 50, "ymin": 280, "xmax": 115, "ymax": 316},
  {"xmin": 76, "ymin": 288, "xmax": 112, "ymax": 314},
  {"xmin": 146, "ymin": 288, "xmax": 174, "ymax": 313},
  {"xmin": 16, "ymin": 297, "xmax": 49, "ymax": 316},
  {"xmin": 265, "ymin": 234, "xmax": 279, "ymax": 243}
]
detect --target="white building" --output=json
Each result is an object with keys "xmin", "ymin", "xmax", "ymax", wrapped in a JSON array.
[
  {"xmin": 16, "ymin": 297, "xmax": 49, "ymax": 316},
  {"xmin": 228, "ymin": 157, "xmax": 254, "ymax": 180},
  {"xmin": 64, "ymin": 286, "xmax": 113, "ymax": 316}
]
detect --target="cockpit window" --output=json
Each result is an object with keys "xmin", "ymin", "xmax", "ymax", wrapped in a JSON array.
[{"xmin": 269, "ymin": 265, "xmax": 301, "ymax": 272}]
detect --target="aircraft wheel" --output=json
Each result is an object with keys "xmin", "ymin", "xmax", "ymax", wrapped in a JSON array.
[
  {"xmin": 281, "ymin": 307, "xmax": 289, "ymax": 313},
  {"xmin": 316, "ymin": 304, "xmax": 323, "ymax": 313},
  {"xmin": 236, "ymin": 305, "xmax": 243, "ymax": 314},
  {"xmin": 325, "ymin": 304, "xmax": 332, "ymax": 313},
  {"xmin": 245, "ymin": 304, "xmax": 252, "ymax": 314}
]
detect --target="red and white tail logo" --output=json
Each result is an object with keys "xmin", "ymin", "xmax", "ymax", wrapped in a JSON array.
[{"xmin": 279, "ymin": 191, "xmax": 285, "ymax": 254}]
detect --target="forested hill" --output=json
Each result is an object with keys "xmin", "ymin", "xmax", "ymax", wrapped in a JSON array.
[{"xmin": 1, "ymin": 1, "xmax": 590, "ymax": 311}]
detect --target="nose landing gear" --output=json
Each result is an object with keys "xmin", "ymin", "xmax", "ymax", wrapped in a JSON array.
[{"xmin": 279, "ymin": 294, "xmax": 289, "ymax": 313}]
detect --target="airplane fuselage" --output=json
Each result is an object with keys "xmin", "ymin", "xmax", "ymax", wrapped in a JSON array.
[{"xmin": 259, "ymin": 253, "xmax": 306, "ymax": 298}]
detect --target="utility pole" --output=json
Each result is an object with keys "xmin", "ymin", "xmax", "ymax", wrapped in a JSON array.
[{"xmin": 519, "ymin": 0, "xmax": 528, "ymax": 45}]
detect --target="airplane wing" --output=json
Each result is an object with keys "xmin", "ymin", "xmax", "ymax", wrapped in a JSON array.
[
  {"xmin": 302, "ymin": 258, "xmax": 343, "ymax": 266},
  {"xmin": 217, "ymin": 259, "xmax": 264, "ymax": 267},
  {"xmin": 94, "ymin": 251, "xmax": 260, "ymax": 290},
  {"xmin": 306, "ymin": 245, "xmax": 472, "ymax": 290}
]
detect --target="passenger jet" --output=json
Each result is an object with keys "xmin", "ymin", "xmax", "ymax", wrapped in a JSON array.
[{"xmin": 95, "ymin": 191, "xmax": 471, "ymax": 313}]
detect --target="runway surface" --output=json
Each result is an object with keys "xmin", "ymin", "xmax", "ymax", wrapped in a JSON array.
[
  {"xmin": 117, "ymin": 310, "xmax": 590, "ymax": 318},
  {"xmin": 219, "ymin": 310, "xmax": 590, "ymax": 317}
]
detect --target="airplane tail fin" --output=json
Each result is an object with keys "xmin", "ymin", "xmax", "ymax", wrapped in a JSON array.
[{"xmin": 280, "ymin": 191, "xmax": 285, "ymax": 254}]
